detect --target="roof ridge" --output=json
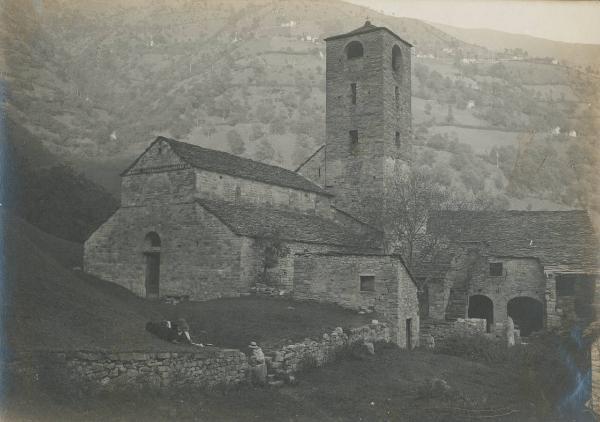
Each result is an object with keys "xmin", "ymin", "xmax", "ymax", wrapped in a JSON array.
[
  {"xmin": 324, "ymin": 21, "xmax": 413, "ymax": 47},
  {"xmin": 125, "ymin": 137, "xmax": 332, "ymax": 196},
  {"xmin": 163, "ymin": 137, "xmax": 330, "ymax": 194},
  {"xmin": 294, "ymin": 144, "xmax": 326, "ymax": 173},
  {"xmin": 164, "ymin": 137, "xmax": 295, "ymax": 174}
]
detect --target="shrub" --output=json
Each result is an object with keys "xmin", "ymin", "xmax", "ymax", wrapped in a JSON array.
[{"xmin": 433, "ymin": 334, "xmax": 509, "ymax": 363}]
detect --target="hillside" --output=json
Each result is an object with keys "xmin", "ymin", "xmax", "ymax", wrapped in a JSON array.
[
  {"xmin": 1, "ymin": 210, "xmax": 167, "ymax": 352},
  {"xmin": 2, "ymin": 0, "xmax": 484, "ymax": 188},
  {"xmin": 0, "ymin": 115, "xmax": 119, "ymax": 242},
  {"xmin": 430, "ymin": 22, "xmax": 600, "ymax": 70},
  {"xmin": 3, "ymin": 0, "xmax": 599, "ymax": 214}
]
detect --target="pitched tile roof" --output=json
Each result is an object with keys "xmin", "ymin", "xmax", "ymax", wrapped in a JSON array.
[
  {"xmin": 195, "ymin": 198, "xmax": 382, "ymax": 250},
  {"xmin": 124, "ymin": 137, "xmax": 331, "ymax": 196},
  {"xmin": 324, "ymin": 20, "xmax": 413, "ymax": 47},
  {"xmin": 427, "ymin": 210, "xmax": 599, "ymax": 274}
]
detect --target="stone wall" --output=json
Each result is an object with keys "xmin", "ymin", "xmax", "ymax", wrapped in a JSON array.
[
  {"xmin": 4, "ymin": 324, "xmax": 392, "ymax": 394},
  {"xmin": 195, "ymin": 169, "xmax": 330, "ymax": 217},
  {"xmin": 121, "ymin": 139, "xmax": 195, "ymax": 207},
  {"xmin": 265, "ymin": 322, "xmax": 390, "ymax": 379},
  {"xmin": 467, "ymin": 256, "xmax": 546, "ymax": 324},
  {"xmin": 5, "ymin": 349, "xmax": 247, "ymax": 393},
  {"xmin": 420, "ymin": 318, "xmax": 487, "ymax": 345},
  {"xmin": 292, "ymin": 253, "xmax": 419, "ymax": 348},
  {"xmin": 84, "ymin": 203, "xmax": 249, "ymax": 300},
  {"xmin": 438, "ymin": 246, "xmax": 547, "ymax": 325},
  {"xmin": 427, "ymin": 278, "xmax": 451, "ymax": 320}
]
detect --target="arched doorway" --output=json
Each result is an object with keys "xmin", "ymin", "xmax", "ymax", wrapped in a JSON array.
[
  {"xmin": 144, "ymin": 232, "xmax": 161, "ymax": 299},
  {"xmin": 468, "ymin": 295, "xmax": 494, "ymax": 332},
  {"xmin": 507, "ymin": 297, "xmax": 543, "ymax": 336}
]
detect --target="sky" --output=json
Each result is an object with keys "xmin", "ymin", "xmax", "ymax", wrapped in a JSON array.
[{"xmin": 345, "ymin": 0, "xmax": 600, "ymax": 45}]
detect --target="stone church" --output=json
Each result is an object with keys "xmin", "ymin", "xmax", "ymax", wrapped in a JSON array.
[{"xmin": 84, "ymin": 22, "xmax": 420, "ymax": 348}]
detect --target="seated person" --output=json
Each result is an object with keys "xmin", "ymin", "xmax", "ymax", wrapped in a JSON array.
[
  {"xmin": 146, "ymin": 320, "xmax": 177, "ymax": 343},
  {"xmin": 173, "ymin": 318, "xmax": 192, "ymax": 344}
]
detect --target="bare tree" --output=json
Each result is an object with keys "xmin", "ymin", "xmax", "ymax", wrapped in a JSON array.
[
  {"xmin": 381, "ymin": 164, "xmax": 507, "ymax": 271},
  {"xmin": 382, "ymin": 165, "xmax": 451, "ymax": 270}
]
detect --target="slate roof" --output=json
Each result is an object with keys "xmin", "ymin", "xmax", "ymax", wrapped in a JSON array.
[
  {"xmin": 124, "ymin": 137, "xmax": 331, "ymax": 196},
  {"xmin": 427, "ymin": 210, "xmax": 599, "ymax": 274},
  {"xmin": 195, "ymin": 198, "xmax": 382, "ymax": 250},
  {"xmin": 324, "ymin": 21, "xmax": 413, "ymax": 47}
]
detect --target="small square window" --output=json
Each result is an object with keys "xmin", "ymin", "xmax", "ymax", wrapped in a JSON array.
[
  {"xmin": 360, "ymin": 275, "xmax": 375, "ymax": 292},
  {"xmin": 489, "ymin": 262, "xmax": 503, "ymax": 277},
  {"xmin": 351, "ymin": 83, "xmax": 357, "ymax": 105}
]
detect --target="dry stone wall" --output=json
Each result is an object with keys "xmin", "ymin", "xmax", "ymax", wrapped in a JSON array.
[
  {"xmin": 265, "ymin": 323, "xmax": 390, "ymax": 379},
  {"xmin": 4, "ymin": 324, "xmax": 391, "ymax": 395},
  {"xmin": 420, "ymin": 318, "xmax": 487, "ymax": 346},
  {"xmin": 5, "ymin": 349, "xmax": 248, "ymax": 394}
]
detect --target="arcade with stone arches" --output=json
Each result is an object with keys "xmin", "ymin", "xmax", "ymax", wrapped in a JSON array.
[{"xmin": 467, "ymin": 293, "xmax": 544, "ymax": 336}]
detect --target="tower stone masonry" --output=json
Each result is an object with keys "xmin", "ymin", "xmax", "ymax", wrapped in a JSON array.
[{"xmin": 324, "ymin": 21, "xmax": 412, "ymax": 227}]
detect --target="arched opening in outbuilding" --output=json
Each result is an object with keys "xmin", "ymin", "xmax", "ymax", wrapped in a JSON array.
[
  {"xmin": 144, "ymin": 232, "xmax": 161, "ymax": 299},
  {"xmin": 507, "ymin": 297, "xmax": 544, "ymax": 336},
  {"xmin": 468, "ymin": 295, "xmax": 494, "ymax": 332},
  {"xmin": 346, "ymin": 41, "xmax": 364, "ymax": 59}
]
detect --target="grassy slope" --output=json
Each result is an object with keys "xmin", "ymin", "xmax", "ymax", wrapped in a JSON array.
[
  {"xmin": 2, "ymin": 211, "xmax": 371, "ymax": 353},
  {"xmin": 2, "ymin": 210, "xmax": 167, "ymax": 352},
  {"xmin": 3, "ymin": 346, "xmax": 550, "ymax": 422}
]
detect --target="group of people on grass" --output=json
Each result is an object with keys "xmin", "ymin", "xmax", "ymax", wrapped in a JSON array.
[
  {"xmin": 145, "ymin": 318, "xmax": 204, "ymax": 347},
  {"xmin": 146, "ymin": 317, "xmax": 268, "ymax": 385}
]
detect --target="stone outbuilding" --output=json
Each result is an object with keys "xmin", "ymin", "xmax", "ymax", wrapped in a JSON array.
[{"xmin": 417, "ymin": 211, "xmax": 599, "ymax": 336}]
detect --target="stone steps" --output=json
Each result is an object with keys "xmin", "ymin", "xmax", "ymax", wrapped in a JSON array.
[{"xmin": 445, "ymin": 288, "xmax": 467, "ymax": 321}]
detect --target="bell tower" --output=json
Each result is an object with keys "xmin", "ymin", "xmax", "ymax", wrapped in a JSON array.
[{"xmin": 324, "ymin": 21, "xmax": 412, "ymax": 227}]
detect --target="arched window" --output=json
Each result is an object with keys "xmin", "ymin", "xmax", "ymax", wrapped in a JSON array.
[
  {"xmin": 392, "ymin": 45, "xmax": 402, "ymax": 71},
  {"xmin": 145, "ymin": 231, "xmax": 161, "ymax": 248},
  {"xmin": 346, "ymin": 41, "xmax": 364, "ymax": 59}
]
